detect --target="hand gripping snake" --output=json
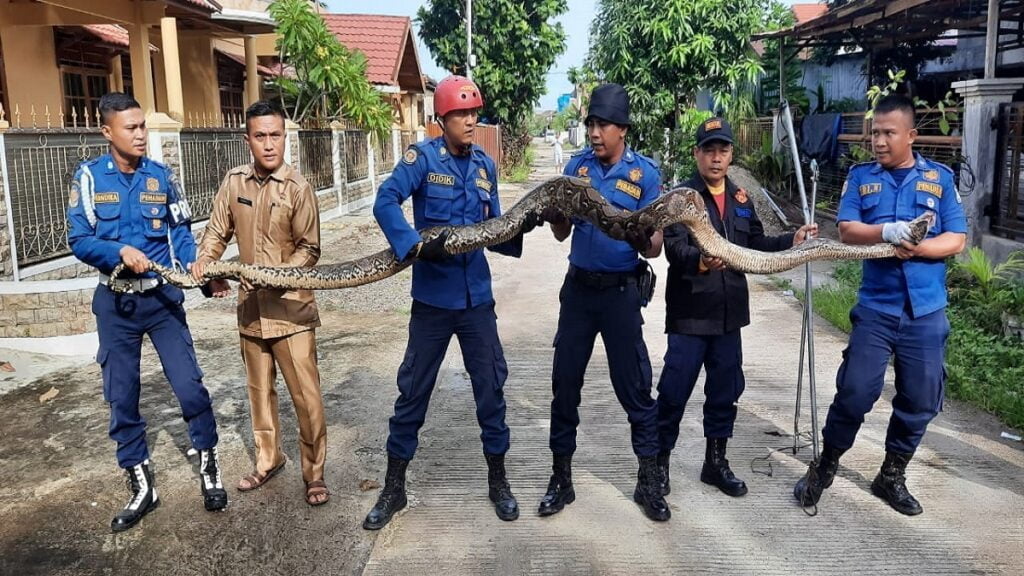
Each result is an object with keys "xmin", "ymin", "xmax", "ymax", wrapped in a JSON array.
[{"xmin": 108, "ymin": 176, "xmax": 934, "ymax": 291}]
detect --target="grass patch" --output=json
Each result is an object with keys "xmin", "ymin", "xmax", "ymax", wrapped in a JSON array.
[{"xmin": 501, "ymin": 146, "xmax": 536, "ymax": 184}]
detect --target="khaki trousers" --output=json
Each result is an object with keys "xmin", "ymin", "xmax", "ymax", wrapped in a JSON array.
[{"xmin": 240, "ymin": 329, "xmax": 326, "ymax": 483}]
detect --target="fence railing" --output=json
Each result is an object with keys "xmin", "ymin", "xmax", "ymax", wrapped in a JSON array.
[
  {"xmin": 179, "ymin": 129, "xmax": 250, "ymax": 221},
  {"xmin": 298, "ymin": 130, "xmax": 333, "ymax": 191},
  {"xmin": 3, "ymin": 130, "xmax": 108, "ymax": 265},
  {"xmin": 374, "ymin": 135, "xmax": 395, "ymax": 176},
  {"xmin": 345, "ymin": 130, "xmax": 369, "ymax": 182},
  {"xmin": 993, "ymin": 102, "xmax": 1024, "ymax": 240}
]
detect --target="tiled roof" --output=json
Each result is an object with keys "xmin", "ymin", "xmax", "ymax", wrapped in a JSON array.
[
  {"xmin": 81, "ymin": 25, "xmax": 157, "ymax": 51},
  {"xmin": 322, "ymin": 14, "xmax": 411, "ymax": 86},
  {"xmin": 792, "ymin": 3, "xmax": 828, "ymax": 24},
  {"xmin": 171, "ymin": 0, "xmax": 220, "ymax": 11},
  {"xmin": 216, "ymin": 49, "xmax": 278, "ymax": 77}
]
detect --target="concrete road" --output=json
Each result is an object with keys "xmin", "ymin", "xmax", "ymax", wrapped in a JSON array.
[{"xmin": 1, "ymin": 141, "xmax": 1022, "ymax": 575}]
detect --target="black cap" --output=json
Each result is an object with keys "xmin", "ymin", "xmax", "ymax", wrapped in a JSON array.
[
  {"xmin": 586, "ymin": 83, "xmax": 631, "ymax": 126},
  {"xmin": 695, "ymin": 117, "xmax": 733, "ymax": 147}
]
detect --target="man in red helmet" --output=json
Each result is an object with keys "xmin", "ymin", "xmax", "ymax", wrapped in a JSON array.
[{"xmin": 365, "ymin": 75, "xmax": 541, "ymax": 530}]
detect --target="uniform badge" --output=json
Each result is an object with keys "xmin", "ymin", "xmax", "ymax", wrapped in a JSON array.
[
  {"xmin": 146, "ymin": 177, "xmax": 160, "ymax": 192},
  {"xmin": 927, "ymin": 197, "xmax": 936, "ymax": 208},
  {"xmin": 427, "ymin": 172, "xmax": 455, "ymax": 186},
  {"xmin": 629, "ymin": 167, "xmax": 642, "ymax": 183},
  {"xmin": 916, "ymin": 181, "xmax": 943, "ymax": 197},
  {"xmin": 403, "ymin": 148, "xmax": 419, "ymax": 165},
  {"xmin": 68, "ymin": 181, "xmax": 80, "ymax": 208},
  {"xmin": 479, "ymin": 168, "xmax": 488, "ymax": 179},
  {"xmin": 94, "ymin": 192, "xmax": 120, "ymax": 203},
  {"xmin": 577, "ymin": 166, "xmax": 589, "ymax": 178},
  {"xmin": 923, "ymin": 170, "xmax": 940, "ymax": 182},
  {"xmin": 615, "ymin": 179, "xmax": 641, "ymax": 200},
  {"xmin": 704, "ymin": 119, "xmax": 722, "ymax": 131},
  {"xmin": 152, "ymin": 219, "xmax": 162, "ymax": 230},
  {"xmin": 439, "ymin": 147, "xmax": 448, "ymax": 157},
  {"xmin": 150, "ymin": 207, "xmax": 159, "ymax": 216},
  {"xmin": 734, "ymin": 189, "xmax": 748, "ymax": 203}
]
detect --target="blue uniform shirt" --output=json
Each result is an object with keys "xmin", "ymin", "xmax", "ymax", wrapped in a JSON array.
[
  {"xmin": 67, "ymin": 154, "xmax": 196, "ymax": 277},
  {"xmin": 373, "ymin": 136, "xmax": 522, "ymax": 310},
  {"xmin": 837, "ymin": 153, "xmax": 967, "ymax": 318},
  {"xmin": 564, "ymin": 146, "xmax": 661, "ymax": 272}
]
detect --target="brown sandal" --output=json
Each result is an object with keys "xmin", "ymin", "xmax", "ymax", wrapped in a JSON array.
[
  {"xmin": 237, "ymin": 459, "xmax": 286, "ymax": 492},
  {"xmin": 305, "ymin": 480, "xmax": 330, "ymax": 506}
]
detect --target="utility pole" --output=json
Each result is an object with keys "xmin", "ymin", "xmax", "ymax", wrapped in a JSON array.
[{"xmin": 466, "ymin": 0, "xmax": 473, "ymax": 79}]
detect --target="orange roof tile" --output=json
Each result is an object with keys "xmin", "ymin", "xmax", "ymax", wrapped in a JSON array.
[
  {"xmin": 81, "ymin": 24, "xmax": 157, "ymax": 51},
  {"xmin": 792, "ymin": 3, "xmax": 828, "ymax": 24},
  {"xmin": 322, "ymin": 14, "xmax": 411, "ymax": 86}
]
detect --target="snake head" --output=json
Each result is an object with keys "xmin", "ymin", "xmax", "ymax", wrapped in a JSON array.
[
  {"xmin": 908, "ymin": 211, "xmax": 936, "ymax": 244},
  {"xmin": 665, "ymin": 186, "xmax": 707, "ymax": 221}
]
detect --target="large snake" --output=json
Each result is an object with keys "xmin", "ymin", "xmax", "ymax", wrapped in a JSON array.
[{"xmin": 109, "ymin": 176, "xmax": 933, "ymax": 291}]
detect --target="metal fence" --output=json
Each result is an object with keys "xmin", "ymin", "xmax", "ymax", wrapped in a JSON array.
[
  {"xmin": 345, "ymin": 130, "xmax": 369, "ymax": 182},
  {"xmin": 298, "ymin": 130, "xmax": 333, "ymax": 191},
  {"xmin": 3, "ymin": 130, "xmax": 109, "ymax": 265},
  {"xmin": 993, "ymin": 102, "xmax": 1024, "ymax": 240},
  {"xmin": 179, "ymin": 129, "xmax": 250, "ymax": 220},
  {"xmin": 374, "ymin": 134, "xmax": 395, "ymax": 176},
  {"xmin": 425, "ymin": 123, "xmax": 502, "ymax": 165}
]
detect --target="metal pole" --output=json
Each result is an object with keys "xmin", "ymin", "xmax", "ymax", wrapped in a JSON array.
[{"xmin": 466, "ymin": 0, "xmax": 473, "ymax": 80}]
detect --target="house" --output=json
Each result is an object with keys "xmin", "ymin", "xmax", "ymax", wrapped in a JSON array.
[
  {"xmin": 0, "ymin": 0, "xmax": 279, "ymax": 127},
  {"xmin": 322, "ymin": 13, "xmax": 426, "ymax": 132}
]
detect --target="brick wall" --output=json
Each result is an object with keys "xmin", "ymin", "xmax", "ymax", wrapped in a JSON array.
[{"xmin": 0, "ymin": 287, "xmax": 94, "ymax": 337}]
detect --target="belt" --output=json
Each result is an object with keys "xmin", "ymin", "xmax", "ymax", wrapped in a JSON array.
[
  {"xmin": 99, "ymin": 273, "xmax": 165, "ymax": 293},
  {"xmin": 567, "ymin": 265, "xmax": 637, "ymax": 289}
]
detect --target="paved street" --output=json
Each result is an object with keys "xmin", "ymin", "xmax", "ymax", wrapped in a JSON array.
[{"xmin": 1, "ymin": 142, "xmax": 1022, "ymax": 575}]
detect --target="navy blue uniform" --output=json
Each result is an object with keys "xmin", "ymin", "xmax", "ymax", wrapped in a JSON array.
[
  {"xmin": 373, "ymin": 137, "xmax": 522, "ymax": 460},
  {"xmin": 68, "ymin": 154, "xmax": 218, "ymax": 468},
  {"xmin": 824, "ymin": 154, "xmax": 967, "ymax": 454},
  {"xmin": 657, "ymin": 175, "xmax": 794, "ymax": 448},
  {"xmin": 549, "ymin": 147, "xmax": 662, "ymax": 457}
]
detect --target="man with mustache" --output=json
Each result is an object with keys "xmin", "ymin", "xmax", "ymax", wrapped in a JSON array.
[{"xmin": 365, "ymin": 75, "xmax": 542, "ymax": 530}]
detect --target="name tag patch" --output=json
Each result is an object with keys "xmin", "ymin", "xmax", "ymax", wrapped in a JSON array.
[
  {"xmin": 615, "ymin": 179, "xmax": 641, "ymax": 200},
  {"xmin": 238, "ymin": 196, "xmax": 253, "ymax": 207},
  {"xmin": 859, "ymin": 183, "xmax": 881, "ymax": 196},
  {"xmin": 735, "ymin": 207, "xmax": 752, "ymax": 218},
  {"xmin": 475, "ymin": 178, "xmax": 492, "ymax": 192},
  {"xmin": 427, "ymin": 173, "xmax": 455, "ymax": 186},
  {"xmin": 94, "ymin": 192, "xmax": 120, "ymax": 204},
  {"xmin": 916, "ymin": 181, "xmax": 943, "ymax": 197},
  {"xmin": 140, "ymin": 192, "xmax": 167, "ymax": 204}
]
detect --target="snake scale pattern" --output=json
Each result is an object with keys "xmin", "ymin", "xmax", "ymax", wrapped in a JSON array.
[{"xmin": 109, "ymin": 176, "xmax": 934, "ymax": 291}]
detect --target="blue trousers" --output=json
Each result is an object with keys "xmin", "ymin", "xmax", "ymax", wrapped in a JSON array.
[
  {"xmin": 656, "ymin": 331, "xmax": 745, "ymax": 451},
  {"xmin": 93, "ymin": 284, "xmax": 218, "ymax": 468},
  {"xmin": 549, "ymin": 274, "xmax": 659, "ymax": 457},
  {"xmin": 823, "ymin": 303, "xmax": 950, "ymax": 454},
  {"xmin": 387, "ymin": 300, "xmax": 510, "ymax": 460}
]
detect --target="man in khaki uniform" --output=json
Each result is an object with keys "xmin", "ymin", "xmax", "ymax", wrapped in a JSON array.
[{"xmin": 192, "ymin": 100, "xmax": 328, "ymax": 506}]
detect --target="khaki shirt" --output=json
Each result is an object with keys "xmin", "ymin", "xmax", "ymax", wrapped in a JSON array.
[{"xmin": 198, "ymin": 163, "xmax": 321, "ymax": 339}]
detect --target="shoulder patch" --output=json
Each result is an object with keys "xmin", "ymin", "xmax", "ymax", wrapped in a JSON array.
[
  {"xmin": 734, "ymin": 188, "xmax": 748, "ymax": 203},
  {"xmin": 403, "ymin": 147, "xmax": 419, "ymax": 165},
  {"xmin": 68, "ymin": 180, "xmax": 80, "ymax": 208}
]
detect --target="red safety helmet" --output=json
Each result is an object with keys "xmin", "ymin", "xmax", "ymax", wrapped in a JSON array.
[{"xmin": 434, "ymin": 75, "xmax": 484, "ymax": 118}]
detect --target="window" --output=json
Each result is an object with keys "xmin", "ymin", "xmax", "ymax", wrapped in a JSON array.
[
  {"xmin": 62, "ymin": 67, "xmax": 109, "ymax": 123},
  {"xmin": 220, "ymin": 89, "xmax": 244, "ymax": 125}
]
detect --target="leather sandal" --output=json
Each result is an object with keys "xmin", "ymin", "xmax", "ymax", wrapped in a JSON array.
[
  {"xmin": 305, "ymin": 480, "xmax": 330, "ymax": 506},
  {"xmin": 237, "ymin": 459, "xmax": 286, "ymax": 492}
]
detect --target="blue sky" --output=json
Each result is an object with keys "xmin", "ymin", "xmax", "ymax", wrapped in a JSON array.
[{"xmin": 326, "ymin": 0, "xmax": 805, "ymax": 110}]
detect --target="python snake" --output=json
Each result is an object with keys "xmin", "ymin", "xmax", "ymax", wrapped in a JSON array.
[{"xmin": 108, "ymin": 176, "xmax": 934, "ymax": 291}]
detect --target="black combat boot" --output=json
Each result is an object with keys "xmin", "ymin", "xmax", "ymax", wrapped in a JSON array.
[
  {"xmin": 633, "ymin": 455, "xmax": 671, "ymax": 521},
  {"xmin": 111, "ymin": 460, "xmax": 159, "ymax": 533},
  {"xmin": 870, "ymin": 451, "xmax": 923, "ymax": 516},
  {"xmin": 484, "ymin": 453, "xmax": 519, "ymax": 521},
  {"xmin": 700, "ymin": 437, "xmax": 748, "ymax": 497},
  {"xmin": 363, "ymin": 454, "xmax": 409, "ymax": 530},
  {"xmin": 538, "ymin": 453, "xmax": 574, "ymax": 516},
  {"xmin": 199, "ymin": 447, "xmax": 228, "ymax": 511},
  {"xmin": 793, "ymin": 443, "xmax": 846, "ymax": 506},
  {"xmin": 657, "ymin": 451, "xmax": 671, "ymax": 496}
]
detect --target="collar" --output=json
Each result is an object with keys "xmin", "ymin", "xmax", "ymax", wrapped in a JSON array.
[
  {"xmin": 103, "ymin": 154, "xmax": 149, "ymax": 175},
  {"xmin": 244, "ymin": 163, "xmax": 290, "ymax": 183}
]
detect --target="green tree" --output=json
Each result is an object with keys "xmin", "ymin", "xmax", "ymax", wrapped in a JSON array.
[
  {"xmin": 416, "ymin": 0, "xmax": 568, "ymax": 172},
  {"xmin": 268, "ymin": 0, "xmax": 392, "ymax": 138},
  {"xmin": 586, "ymin": 0, "xmax": 769, "ymax": 181},
  {"xmin": 758, "ymin": 2, "xmax": 808, "ymax": 114}
]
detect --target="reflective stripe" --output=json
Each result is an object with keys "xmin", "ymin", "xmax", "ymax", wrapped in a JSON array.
[{"xmin": 81, "ymin": 165, "xmax": 97, "ymax": 228}]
